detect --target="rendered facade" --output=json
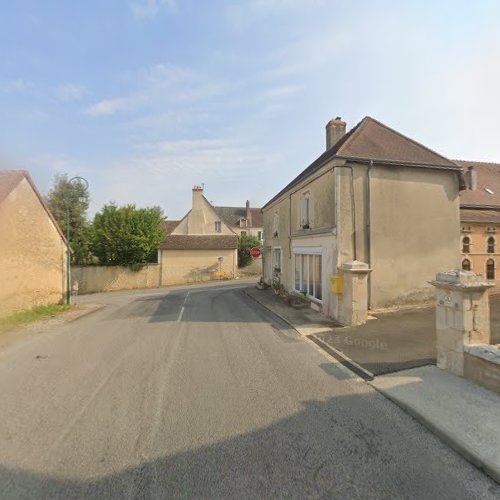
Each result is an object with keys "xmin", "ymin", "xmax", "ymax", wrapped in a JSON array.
[
  {"xmin": 0, "ymin": 170, "xmax": 67, "ymax": 316},
  {"xmin": 262, "ymin": 117, "xmax": 463, "ymax": 319}
]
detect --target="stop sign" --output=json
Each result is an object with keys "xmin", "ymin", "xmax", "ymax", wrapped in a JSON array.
[{"xmin": 250, "ymin": 247, "xmax": 261, "ymax": 258}]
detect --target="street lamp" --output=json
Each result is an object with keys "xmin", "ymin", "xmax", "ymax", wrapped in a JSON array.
[{"xmin": 66, "ymin": 176, "xmax": 89, "ymax": 305}]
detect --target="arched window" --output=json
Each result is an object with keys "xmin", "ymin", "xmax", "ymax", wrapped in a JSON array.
[
  {"xmin": 487, "ymin": 259, "xmax": 495, "ymax": 280},
  {"xmin": 487, "ymin": 236, "xmax": 496, "ymax": 254},
  {"xmin": 462, "ymin": 259, "xmax": 471, "ymax": 271},
  {"xmin": 462, "ymin": 236, "xmax": 470, "ymax": 253}
]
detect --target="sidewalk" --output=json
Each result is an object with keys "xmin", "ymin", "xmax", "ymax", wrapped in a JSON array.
[
  {"xmin": 370, "ymin": 366, "xmax": 500, "ymax": 485},
  {"xmin": 243, "ymin": 285, "xmax": 500, "ymax": 485}
]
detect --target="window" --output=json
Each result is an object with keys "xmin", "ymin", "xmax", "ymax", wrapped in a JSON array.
[
  {"xmin": 258, "ymin": 231, "xmax": 262, "ymax": 240},
  {"xmin": 273, "ymin": 248, "xmax": 281, "ymax": 272},
  {"xmin": 215, "ymin": 221, "xmax": 221, "ymax": 233},
  {"xmin": 302, "ymin": 192, "xmax": 310, "ymax": 228},
  {"xmin": 487, "ymin": 259, "xmax": 495, "ymax": 280},
  {"xmin": 462, "ymin": 236, "xmax": 470, "ymax": 253},
  {"xmin": 241, "ymin": 230, "xmax": 247, "ymax": 237},
  {"xmin": 273, "ymin": 211, "xmax": 279, "ymax": 237},
  {"xmin": 487, "ymin": 236, "xmax": 495, "ymax": 254},
  {"xmin": 293, "ymin": 252, "xmax": 322, "ymax": 301},
  {"xmin": 462, "ymin": 259, "xmax": 471, "ymax": 271}
]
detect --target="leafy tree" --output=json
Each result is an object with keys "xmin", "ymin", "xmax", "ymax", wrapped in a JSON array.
[
  {"xmin": 46, "ymin": 173, "xmax": 92, "ymax": 264},
  {"xmin": 90, "ymin": 204, "xmax": 165, "ymax": 266},
  {"xmin": 238, "ymin": 234, "xmax": 261, "ymax": 267}
]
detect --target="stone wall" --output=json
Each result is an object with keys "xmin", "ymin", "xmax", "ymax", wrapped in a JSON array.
[
  {"xmin": 160, "ymin": 249, "xmax": 237, "ymax": 286},
  {"xmin": 72, "ymin": 265, "xmax": 160, "ymax": 294},
  {"xmin": 464, "ymin": 345, "xmax": 500, "ymax": 395}
]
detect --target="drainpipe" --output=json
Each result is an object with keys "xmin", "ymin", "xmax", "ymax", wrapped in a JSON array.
[{"xmin": 366, "ymin": 160, "xmax": 373, "ymax": 309}]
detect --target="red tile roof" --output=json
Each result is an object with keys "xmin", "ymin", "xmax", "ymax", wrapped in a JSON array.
[
  {"xmin": 161, "ymin": 219, "xmax": 180, "ymax": 235},
  {"xmin": 264, "ymin": 116, "xmax": 462, "ymax": 209},
  {"xmin": 457, "ymin": 160, "xmax": 500, "ymax": 208},
  {"xmin": 460, "ymin": 208, "xmax": 500, "ymax": 224}
]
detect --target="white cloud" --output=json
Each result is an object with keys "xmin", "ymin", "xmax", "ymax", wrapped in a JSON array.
[
  {"xmin": 85, "ymin": 96, "xmax": 140, "ymax": 116},
  {"xmin": 129, "ymin": 0, "xmax": 176, "ymax": 19},
  {"xmin": 55, "ymin": 83, "xmax": 87, "ymax": 102},
  {"xmin": 0, "ymin": 79, "xmax": 34, "ymax": 93}
]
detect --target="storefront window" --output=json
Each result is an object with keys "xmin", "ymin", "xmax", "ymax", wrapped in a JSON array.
[{"xmin": 293, "ymin": 252, "xmax": 322, "ymax": 301}]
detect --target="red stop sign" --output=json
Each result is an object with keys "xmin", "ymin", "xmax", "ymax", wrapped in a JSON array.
[{"xmin": 250, "ymin": 247, "xmax": 261, "ymax": 258}]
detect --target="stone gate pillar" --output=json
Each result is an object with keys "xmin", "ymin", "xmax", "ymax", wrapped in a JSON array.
[
  {"xmin": 339, "ymin": 260, "xmax": 371, "ymax": 326},
  {"xmin": 430, "ymin": 270, "xmax": 493, "ymax": 376}
]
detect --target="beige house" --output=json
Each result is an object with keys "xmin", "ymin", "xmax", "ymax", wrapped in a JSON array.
[
  {"xmin": 159, "ymin": 186, "xmax": 238, "ymax": 285},
  {"xmin": 262, "ymin": 116, "xmax": 463, "ymax": 319},
  {"xmin": 0, "ymin": 170, "xmax": 67, "ymax": 316},
  {"xmin": 458, "ymin": 161, "xmax": 500, "ymax": 280},
  {"xmin": 214, "ymin": 201, "xmax": 263, "ymax": 241}
]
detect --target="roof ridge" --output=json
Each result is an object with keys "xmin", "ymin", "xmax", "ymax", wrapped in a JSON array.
[
  {"xmin": 341, "ymin": 116, "xmax": 456, "ymax": 166},
  {"xmin": 454, "ymin": 159, "xmax": 500, "ymax": 167}
]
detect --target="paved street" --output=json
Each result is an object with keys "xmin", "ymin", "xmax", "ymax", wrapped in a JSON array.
[{"xmin": 0, "ymin": 283, "xmax": 499, "ymax": 499}]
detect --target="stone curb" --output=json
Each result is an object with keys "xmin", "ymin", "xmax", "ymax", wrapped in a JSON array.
[
  {"xmin": 369, "ymin": 382, "xmax": 500, "ymax": 486},
  {"xmin": 241, "ymin": 288, "xmax": 372, "ymax": 381}
]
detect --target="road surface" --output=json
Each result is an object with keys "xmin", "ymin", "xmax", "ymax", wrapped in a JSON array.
[{"xmin": 0, "ymin": 282, "xmax": 498, "ymax": 499}]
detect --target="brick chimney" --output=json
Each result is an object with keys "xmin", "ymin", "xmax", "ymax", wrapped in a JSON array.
[
  {"xmin": 466, "ymin": 167, "xmax": 478, "ymax": 190},
  {"xmin": 192, "ymin": 185, "xmax": 204, "ymax": 210},
  {"xmin": 326, "ymin": 117, "xmax": 346, "ymax": 150},
  {"xmin": 246, "ymin": 200, "xmax": 252, "ymax": 225}
]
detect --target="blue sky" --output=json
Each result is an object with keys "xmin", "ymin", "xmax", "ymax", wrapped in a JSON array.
[{"xmin": 1, "ymin": 0, "xmax": 500, "ymax": 218}]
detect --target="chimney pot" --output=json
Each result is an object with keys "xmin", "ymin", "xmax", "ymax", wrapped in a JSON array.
[{"xmin": 326, "ymin": 117, "xmax": 346, "ymax": 150}]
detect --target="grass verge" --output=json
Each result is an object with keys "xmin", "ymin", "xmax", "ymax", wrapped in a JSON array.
[{"xmin": 0, "ymin": 304, "xmax": 73, "ymax": 332}]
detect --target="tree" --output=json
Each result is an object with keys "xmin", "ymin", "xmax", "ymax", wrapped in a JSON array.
[
  {"xmin": 90, "ymin": 203, "xmax": 165, "ymax": 266},
  {"xmin": 238, "ymin": 234, "xmax": 261, "ymax": 267},
  {"xmin": 46, "ymin": 173, "xmax": 91, "ymax": 264}
]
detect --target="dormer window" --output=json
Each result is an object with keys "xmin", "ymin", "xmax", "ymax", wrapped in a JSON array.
[
  {"xmin": 302, "ymin": 192, "xmax": 310, "ymax": 229},
  {"xmin": 239, "ymin": 218, "xmax": 248, "ymax": 228},
  {"xmin": 215, "ymin": 221, "xmax": 221, "ymax": 233}
]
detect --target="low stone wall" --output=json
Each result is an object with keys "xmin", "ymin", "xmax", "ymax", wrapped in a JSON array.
[
  {"xmin": 464, "ymin": 345, "xmax": 500, "ymax": 395},
  {"xmin": 72, "ymin": 265, "xmax": 160, "ymax": 294}
]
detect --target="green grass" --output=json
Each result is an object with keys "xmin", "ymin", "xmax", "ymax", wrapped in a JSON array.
[{"xmin": 0, "ymin": 304, "xmax": 73, "ymax": 331}]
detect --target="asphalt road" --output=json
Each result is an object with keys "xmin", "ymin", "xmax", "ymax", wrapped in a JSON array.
[{"xmin": 0, "ymin": 282, "xmax": 499, "ymax": 499}]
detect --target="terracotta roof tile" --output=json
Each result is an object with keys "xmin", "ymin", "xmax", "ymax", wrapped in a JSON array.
[
  {"xmin": 461, "ymin": 208, "xmax": 500, "ymax": 224},
  {"xmin": 264, "ymin": 116, "xmax": 461, "ymax": 209},
  {"xmin": 457, "ymin": 160, "xmax": 500, "ymax": 208},
  {"xmin": 160, "ymin": 234, "xmax": 238, "ymax": 250},
  {"xmin": 161, "ymin": 219, "xmax": 180, "ymax": 235},
  {"xmin": 214, "ymin": 206, "xmax": 263, "ymax": 229}
]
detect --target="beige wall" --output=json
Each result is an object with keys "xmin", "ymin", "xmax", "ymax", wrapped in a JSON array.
[
  {"xmin": 264, "ymin": 159, "xmax": 461, "ymax": 317},
  {"xmin": 72, "ymin": 265, "xmax": 160, "ymax": 294},
  {"xmin": 161, "ymin": 248, "xmax": 237, "ymax": 285},
  {"xmin": 174, "ymin": 190, "xmax": 234, "ymax": 235},
  {"xmin": 460, "ymin": 223, "xmax": 499, "ymax": 280},
  {"xmin": 366, "ymin": 165, "xmax": 460, "ymax": 307},
  {"xmin": 0, "ymin": 178, "xmax": 67, "ymax": 316}
]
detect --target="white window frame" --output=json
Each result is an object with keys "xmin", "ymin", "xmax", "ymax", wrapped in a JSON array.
[
  {"xmin": 273, "ymin": 246, "xmax": 282, "ymax": 272},
  {"xmin": 292, "ymin": 247, "xmax": 323, "ymax": 303},
  {"xmin": 301, "ymin": 191, "xmax": 311, "ymax": 228},
  {"xmin": 273, "ymin": 211, "xmax": 279, "ymax": 236}
]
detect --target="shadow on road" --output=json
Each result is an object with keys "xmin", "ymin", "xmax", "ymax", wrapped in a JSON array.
[{"xmin": 1, "ymin": 382, "xmax": 498, "ymax": 499}]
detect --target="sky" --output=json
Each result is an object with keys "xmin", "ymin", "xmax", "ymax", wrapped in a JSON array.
[{"xmin": 1, "ymin": 0, "xmax": 500, "ymax": 219}]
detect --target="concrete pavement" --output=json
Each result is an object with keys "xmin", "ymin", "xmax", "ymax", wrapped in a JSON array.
[
  {"xmin": 0, "ymin": 283, "xmax": 499, "ymax": 498},
  {"xmin": 370, "ymin": 365, "xmax": 500, "ymax": 485}
]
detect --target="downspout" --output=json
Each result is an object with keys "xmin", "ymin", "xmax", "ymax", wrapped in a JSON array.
[
  {"xmin": 367, "ymin": 160, "xmax": 373, "ymax": 309},
  {"xmin": 341, "ymin": 165, "xmax": 357, "ymax": 261},
  {"xmin": 289, "ymin": 193, "xmax": 292, "ymax": 259}
]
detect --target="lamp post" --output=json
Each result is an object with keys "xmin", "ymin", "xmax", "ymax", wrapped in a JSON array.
[{"xmin": 66, "ymin": 176, "xmax": 89, "ymax": 305}]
